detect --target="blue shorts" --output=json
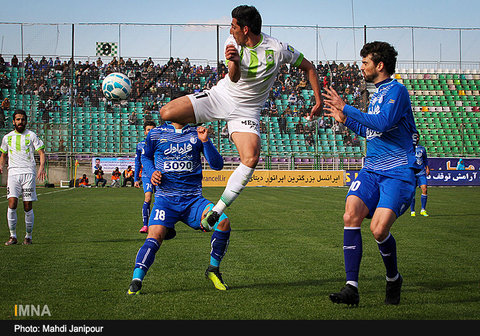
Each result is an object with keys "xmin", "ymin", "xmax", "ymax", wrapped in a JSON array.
[
  {"xmin": 141, "ymin": 176, "xmax": 154, "ymax": 194},
  {"xmin": 415, "ymin": 174, "xmax": 427, "ymax": 187},
  {"xmin": 149, "ymin": 194, "xmax": 227, "ymax": 230},
  {"xmin": 347, "ymin": 169, "xmax": 416, "ymax": 219}
]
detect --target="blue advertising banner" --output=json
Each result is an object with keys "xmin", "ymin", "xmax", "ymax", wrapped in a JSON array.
[
  {"xmin": 427, "ymin": 171, "xmax": 480, "ymax": 186},
  {"xmin": 345, "ymin": 168, "xmax": 480, "ymax": 186}
]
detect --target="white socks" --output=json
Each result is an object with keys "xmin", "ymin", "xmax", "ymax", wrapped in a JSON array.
[
  {"xmin": 212, "ymin": 163, "xmax": 254, "ymax": 215},
  {"xmin": 7, "ymin": 208, "xmax": 17, "ymax": 238},
  {"xmin": 7, "ymin": 208, "xmax": 34, "ymax": 239},
  {"xmin": 25, "ymin": 209, "xmax": 34, "ymax": 239}
]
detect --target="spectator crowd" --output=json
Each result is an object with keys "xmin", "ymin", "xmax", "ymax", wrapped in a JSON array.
[{"xmin": 0, "ymin": 53, "xmax": 365, "ymax": 152}]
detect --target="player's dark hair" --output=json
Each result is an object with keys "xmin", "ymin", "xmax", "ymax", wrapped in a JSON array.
[
  {"xmin": 360, "ymin": 41, "xmax": 398, "ymax": 76},
  {"xmin": 13, "ymin": 109, "xmax": 28, "ymax": 122},
  {"xmin": 143, "ymin": 121, "xmax": 156, "ymax": 130},
  {"xmin": 232, "ymin": 5, "xmax": 262, "ymax": 35}
]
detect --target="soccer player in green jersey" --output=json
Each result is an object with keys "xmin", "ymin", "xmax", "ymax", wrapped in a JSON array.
[
  {"xmin": 160, "ymin": 5, "xmax": 323, "ymax": 230},
  {"xmin": 0, "ymin": 109, "xmax": 46, "ymax": 245}
]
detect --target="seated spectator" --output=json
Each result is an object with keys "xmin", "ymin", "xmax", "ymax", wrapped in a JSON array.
[
  {"xmin": 94, "ymin": 166, "xmax": 107, "ymax": 187},
  {"xmin": 295, "ymin": 121, "xmax": 304, "ymax": 134},
  {"xmin": 78, "ymin": 174, "xmax": 90, "ymax": 187},
  {"xmin": 111, "ymin": 167, "xmax": 121, "ymax": 188},
  {"xmin": 123, "ymin": 166, "xmax": 134, "ymax": 187}
]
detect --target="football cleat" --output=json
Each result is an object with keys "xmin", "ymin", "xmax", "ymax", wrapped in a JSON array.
[
  {"xmin": 329, "ymin": 284, "xmax": 359, "ymax": 307},
  {"xmin": 139, "ymin": 226, "xmax": 148, "ymax": 233},
  {"xmin": 5, "ymin": 237, "xmax": 17, "ymax": 246},
  {"xmin": 22, "ymin": 237, "xmax": 32, "ymax": 245},
  {"xmin": 385, "ymin": 274, "xmax": 403, "ymax": 305},
  {"xmin": 410, "ymin": 211, "xmax": 416, "ymax": 217},
  {"xmin": 200, "ymin": 210, "xmax": 220, "ymax": 232},
  {"xmin": 127, "ymin": 279, "xmax": 142, "ymax": 295},
  {"xmin": 420, "ymin": 210, "xmax": 429, "ymax": 217},
  {"xmin": 205, "ymin": 266, "xmax": 228, "ymax": 290}
]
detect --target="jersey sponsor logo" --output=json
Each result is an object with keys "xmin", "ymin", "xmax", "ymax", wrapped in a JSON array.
[
  {"xmin": 286, "ymin": 45, "xmax": 295, "ymax": 53},
  {"xmin": 164, "ymin": 143, "xmax": 193, "ymax": 156}
]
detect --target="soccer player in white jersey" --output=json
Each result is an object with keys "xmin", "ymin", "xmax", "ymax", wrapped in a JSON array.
[
  {"xmin": 0, "ymin": 109, "xmax": 46, "ymax": 245},
  {"xmin": 160, "ymin": 5, "xmax": 323, "ymax": 230}
]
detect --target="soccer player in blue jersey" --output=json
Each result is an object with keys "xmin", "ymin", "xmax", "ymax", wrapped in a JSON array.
[
  {"xmin": 410, "ymin": 132, "xmax": 430, "ymax": 217},
  {"xmin": 127, "ymin": 122, "xmax": 231, "ymax": 295},
  {"xmin": 323, "ymin": 41, "xmax": 420, "ymax": 306},
  {"xmin": 134, "ymin": 121, "xmax": 156, "ymax": 233}
]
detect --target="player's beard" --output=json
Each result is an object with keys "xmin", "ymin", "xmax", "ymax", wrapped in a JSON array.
[
  {"xmin": 14, "ymin": 123, "xmax": 26, "ymax": 133},
  {"xmin": 362, "ymin": 71, "xmax": 377, "ymax": 83}
]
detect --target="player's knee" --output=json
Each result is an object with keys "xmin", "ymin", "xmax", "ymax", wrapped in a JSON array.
[
  {"xmin": 241, "ymin": 154, "xmax": 259, "ymax": 168},
  {"xmin": 217, "ymin": 218, "xmax": 231, "ymax": 231},
  {"xmin": 370, "ymin": 226, "xmax": 389, "ymax": 242},
  {"xmin": 23, "ymin": 202, "xmax": 33, "ymax": 212},
  {"xmin": 8, "ymin": 198, "xmax": 18, "ymax": 209},
  {"xmin": 343, "ymin": 211, "xmax": 362, "ymax": 227},
  {"xmin": 159, "ymin": 104, "xmax": 174, "ymax": 121}
]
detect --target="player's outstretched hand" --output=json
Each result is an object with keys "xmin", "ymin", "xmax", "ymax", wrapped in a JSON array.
[
  {"xmin": 197, "ymin": 126, "xmax": 208, "ymax": 143},
  {"xmin": 323, "ymin": 86, "xmax": 347, "ymax": 123},
  {"xmin": 151, "ymin": 171, "xmax": 162, "ymax": 186}
]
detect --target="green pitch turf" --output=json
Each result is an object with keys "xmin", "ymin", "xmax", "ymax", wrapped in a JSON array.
[{"xmin": 0, "ymin": 186, "xmax": 479, "ymax": 320}]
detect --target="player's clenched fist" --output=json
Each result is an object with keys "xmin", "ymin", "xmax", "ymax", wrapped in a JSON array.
[
  {"xmin": 197, "ymin": 126, "xmax": 209, "ymax": 143},
  {"xmin": 225, "ymin": 44, "xmax": 240, "ymax": 62}
]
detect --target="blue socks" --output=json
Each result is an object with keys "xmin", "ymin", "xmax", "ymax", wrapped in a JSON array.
[
  {"xmin": 132, "ymin": 238, "xmax": 160, "ymax": 281},
  {"xmin": 411, "ymin": 194, "xmax": 428, "ymax": 211},
  {"xmin": 209, "ymin": 229, "xmax": 230, "ymax": 268},
  {"xmin": 343, "ymin": 227, "xmax": 362, "ymax": 287},
  {"xmin": 132, "ymin": 229, "xmax": 231, "ymax": 282},
  {"xmin": 142, "ymin": 202, "xmax": 151, "ymax": 227},
  {"xmin": 344, "ymin": 228, "xmax": 399, "ymax": 286},
  {"xmin": 376, "ymin": 233, "xmax": 398, "ymax": 280},
  {"xmin": 420, "ymin": 194, "xmax": 427, "ymax": 210}
]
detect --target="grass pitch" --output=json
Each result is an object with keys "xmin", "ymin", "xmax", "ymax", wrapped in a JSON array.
[{"xmin": 0, "ymin": 186, "xmax": 479, "ymax": 320}]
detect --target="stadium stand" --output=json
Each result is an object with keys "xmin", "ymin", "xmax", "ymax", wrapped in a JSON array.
[{"xmin": 0, "ymin": 55, "xmax": 478, "ymax": 172}]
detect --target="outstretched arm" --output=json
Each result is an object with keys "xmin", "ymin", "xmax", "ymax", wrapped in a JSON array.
[{"xmin": 298, "ymin": 58, "xmax": 323, "ymax": 120}]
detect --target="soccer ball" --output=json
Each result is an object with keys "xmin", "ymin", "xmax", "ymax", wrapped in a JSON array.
[{"xmin": 102, "ymin": 72, "xmax": 132, "ymax": 101}]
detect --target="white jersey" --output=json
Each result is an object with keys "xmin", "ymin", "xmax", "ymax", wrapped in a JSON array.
[
  {"xmin": 0, "ymin": 129, "xmax": 45, "ymax": 176},
  {"xmin": 217, "ymin": 33, "xmax": 304, "ymax": 110}
]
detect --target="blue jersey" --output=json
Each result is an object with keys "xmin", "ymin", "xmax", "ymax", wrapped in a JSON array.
[
  {"xmin": 414, "ymin": 145, "xmax": 428, "ymax": 176},
  {"xmin": 141, "ymin": 122, "xmax": 224, "ymax": 198},
  {"xmin": 344, "ymin": 79, "xmax": 419, "ymax": 182},
  {"xmin": 134, "ymin": 140, "xmax": 146, "ymax": 182}
]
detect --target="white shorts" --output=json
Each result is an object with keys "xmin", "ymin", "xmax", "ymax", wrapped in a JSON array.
[
  {"xmin": 187, "ymin": 87, "xmax": 260, "ymax": 137},
  {"xmin": 7, "ymin": 173, "xmax": 37, "ymax": 201}
]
